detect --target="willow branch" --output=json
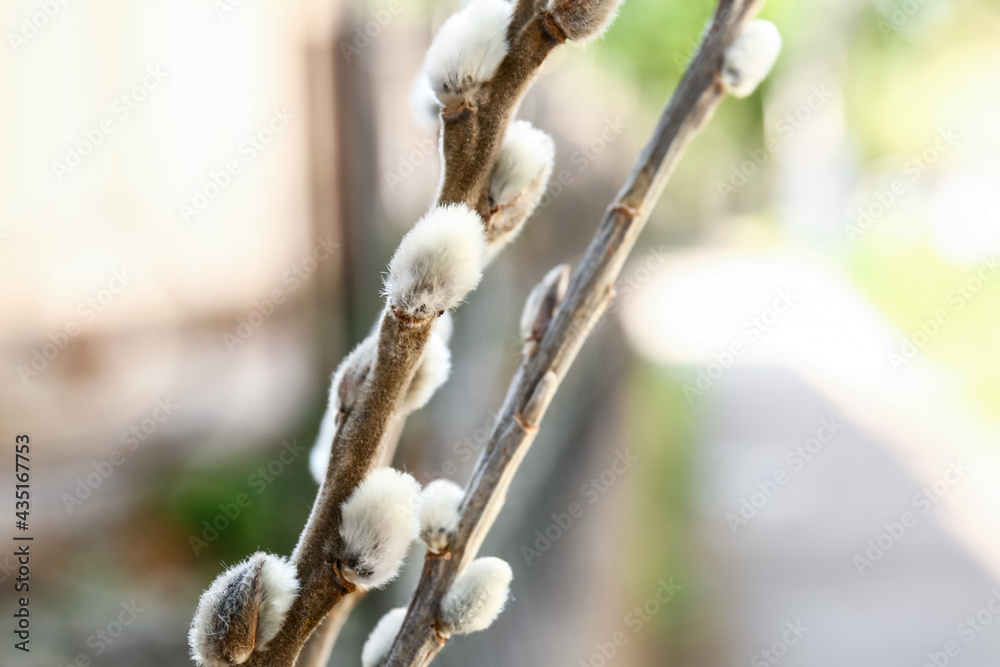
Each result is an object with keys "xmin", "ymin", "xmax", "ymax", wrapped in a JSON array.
[
  {"xmin": 380, "ymin": 1, "xmax": 765, "ymax": 665},
  {"xmin": 241, "ymin": 7, "xmax": 563, "ymax": 665},
  {"xmin": 437, "ymin": 8, "xmax": 563, "ymax": 218},
  {"xmin": 294, "ymin": 594, "xmax": 362, "ymax": 667},
  {"xmin": 293, "ymin": 415, "xmax": 405, "ymax": 667},
  {"xmin": 234, "ymin": 307, "xmax": 434, "ymax": 667}
]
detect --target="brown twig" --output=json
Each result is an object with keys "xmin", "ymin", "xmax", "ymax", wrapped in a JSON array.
[
  {"xmin": 242, "ymin": 309, "xmax": 434, "ymax": 666},
  {"xmin": 437, "ymin": 4, "xmax": 564, "ymax": 218},
  {"xmin": 294, "ymin": 594, "xmax": 362, "ymax": 667},
  {"xmin": 379, "ymin": 1, "xmax": 765, "ymax": 665},
  {"xmin": 292, "ymin": 414, "xmax": 403, "ymax": 667},
  {"xmin": 235, "ymin": 3, "xmax": 564, "ymax": 665}
]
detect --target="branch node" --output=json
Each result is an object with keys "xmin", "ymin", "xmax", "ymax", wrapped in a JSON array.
[
  {"xmin": 512, "ymin": 411, "xmax": 539, "ymax": 433},
  {"xmin": 390, "ymin": 305, "xmax": 435, "ymax": 326},
  {"xmin": 425, "ymin": 549, "xmax": 453, "ymax": 560},
  {"xmin": 541, "ymin": 11, "xmax": 569, "ymax": 44},
  {"xmin": 332, "ymin": 559, "xmax": 359, "ymax": 595},
  {"xmin": 442, "ymin": 99, "xmax": 477, "ymax": 119},
  {"xmin": 610, "ymin": 202, "xmax": 642, "ymax": 220}
]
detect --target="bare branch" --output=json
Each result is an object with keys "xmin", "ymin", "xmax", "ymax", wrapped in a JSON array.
[
  {"xmin": 240, "ymin": 308, "xmax": 435, "ymax": 667},
  {"xmin": 380, "ymin": 1, "xmax": 767, "ymax": 665},
  {"xmin": 294, "ymin": 594, "xmax": 362, "ymax": 667},
  {"xmin": 295, "ymin": 414, "xmax": 406, "ymax": 667},
  {"xmin": 437, "ymin": 10, "xmax": 564, "ymax": 217},
  {"xmin": 194, "ymin": 1, "xmax": 775, "ymax": 665},
  {"xmin": 225, "ymin": 4, "xmax": 564, "ymax": 663}
]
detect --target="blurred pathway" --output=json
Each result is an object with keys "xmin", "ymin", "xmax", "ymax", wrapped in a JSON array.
[
  {"xmin": 693, "ymin": 366, "xmax": 1000, "ymax": 667},
  {"xmin": 619, "ymin": 247, "xmax": 1000, "ymax": 667}
]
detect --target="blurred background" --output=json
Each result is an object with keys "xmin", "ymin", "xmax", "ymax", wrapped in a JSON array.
[{"xmin": 2, "ymin": 0, "xmax": 1000, "ymax": 664}]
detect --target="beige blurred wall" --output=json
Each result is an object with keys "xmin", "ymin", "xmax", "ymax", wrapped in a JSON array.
[{"xmin": 0, "ymin": 0, "xmax": 346, "ymax": 462}]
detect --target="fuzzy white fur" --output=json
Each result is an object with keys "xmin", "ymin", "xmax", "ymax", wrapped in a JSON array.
[
  {"xmin": 547, "ymin": 0, "xmax": 621, "ymax": 44},
  {"xmin": 339, "ymin": 468, "xmax": 422, "ymax": 589},
  {"xmin": 310, "ymin": 314, "xmax": 453, "ymax": 485},
  {"xmin": 189, "ymin": 553, "xmax": 299, "ymax": 666},
  {"xmin": 409, "ymin": 71, "xmax": 442, "ymax": 127},
  {"xmin": 309, "ymin": 406, "xmax": 337, "ymax": 486},
  {"xmin": 434, "ymin": 309, "xmax": 454, "ymax": 345},
  {"xmin": 309, "ymin": 334, "xmax": 377, "ymax": 485},
  {"xmin": 419, "ymin": 479, "xmax": 464, "ymax": 553},
  {"xmin": 519, "ymin": 264, "xmax": 568, "ymax": 343},
  {"xmin": 361, "ymin": 607, "xmax": 407, "ymax": 667},
  {"xmin": 401, "ymin": 330, "xmax": 452, "ymax": 414},
  {"xmin": 384, "ymin": 204, "xmax": 487, "ymax": 319},
  {"xmin": 439, "ymin": 557, "xmax": 512, "ymax": 635},
  {"xmin": 721, "ymin": 20, "xmax": 782, "ymax": 98},
  {"xmin": 490, "ymin": 121, "xmax": 555, "ymax": 208},
  {"xmin": 423, "ymin": 0, "xmax": 512, "ymax": 107},
  {"xmin": 256, "ymin": 556, "xmax": 299, "ymax": 647}
]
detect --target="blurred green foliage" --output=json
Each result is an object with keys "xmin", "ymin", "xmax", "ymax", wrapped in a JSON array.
[
  {"xmin": 164, "ymin": 440, "xmax": 317, "ymax": 570},
  {"xmin": 624, "ymin": 363, "xmax": 700, "ymax": 660}
]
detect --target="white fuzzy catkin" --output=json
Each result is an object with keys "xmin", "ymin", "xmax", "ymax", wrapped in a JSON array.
[
  {"xmin": 423, "ymin": 0, "xmax": 512, "ymax": 107},
  {"xmin": 547, "ymin": 0, "xmax": 621, "ymax": 44},
  {"xmin": 519, "ymin": 264, "xmax": 569, "ymax": 344},
  {"xmin": 439, "ymin": 557, "xmax": 512, "ymax": 635},
  {"xmin": 308, "ymin": 407, "xmax": 336, "ymax": 486},
  {"xmin": 409, "ymin": 71, "xmax": 442, "ymax": 127},
  {"xmin": 361, "ymin": 607, "xmax": 407, "ymax": 667},
  {"xmin": 419, "ymin": 479, "xmax": 464, "ymax": 553},
  {"xmin": 434, "ymin": 309, "xmax": 454, "ymax": 345},
  {"xmin": 384, "ymin": 204, "xmax": 487, "ymax": 319},
  {"xmin": 490, "ymin": 121, "xmax": 555, "ymax": 209},
  {"xmin": 189, "ymin": 553, "xmax": 299, "ymax": 666},
  {"xmin": 486, "ymin": 121, "xmax": 555, "ymax": 259},
  {"xmin": 721, "ymin": 20, "xmax": 782, "ymax": 98},
  {"xmin": 310, "ymin": 314, "xmax": 453, "ymax": 485},
  {"xmin": 400, "ymin": 329, "xmax": 452, "ymax": 415},
  {"xmin": 308, "ymin": 334, "xmax": 377, "ymax": 485},
  {"xmin": 339, "ymin": 468, "xmax": 421, "ymax": 589},
  {"xmin": 256, "ymin": 556, "xmax": 299, "ymax": 646}
]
